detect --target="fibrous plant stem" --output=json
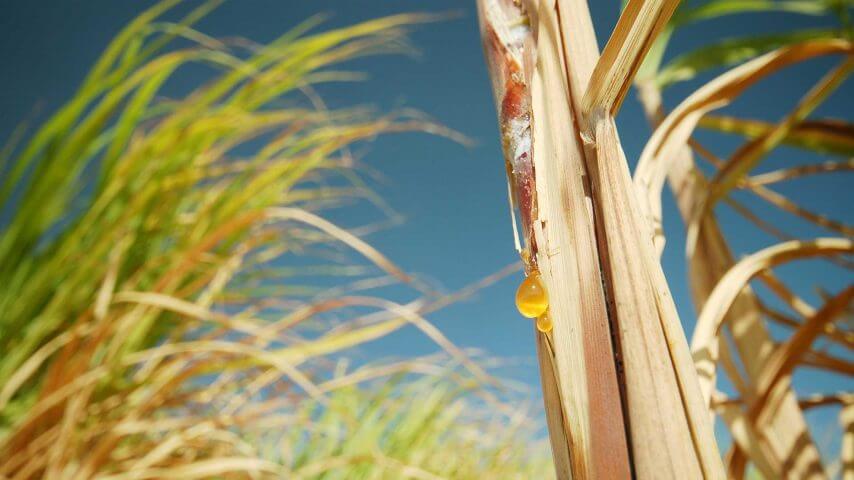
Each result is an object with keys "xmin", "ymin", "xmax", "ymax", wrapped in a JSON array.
[{"xmin": 477, "ymin": 0, "xmax": 724, "ymax": 478}]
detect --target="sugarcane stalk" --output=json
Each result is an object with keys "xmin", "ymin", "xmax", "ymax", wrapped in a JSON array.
[
  {"xmin": 477, "ymin": 2, "xmax": 630, "ymax": 478},
  {"xmin": 477, "ymin": 0, "xmax": 724, "ymax": 478}
]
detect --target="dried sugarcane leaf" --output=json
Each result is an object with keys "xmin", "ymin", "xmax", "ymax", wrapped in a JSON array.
[
  {"xmin": 583, "ymin": 0, "xmax": 681, "ymax": 115},
  {"xmin": 745, "ymin": 182, "xmax": 854, "ymax": 236},
  {"xmin": 751, "ymin": 286, "xmax": 854, "ymax": 425},
  {"xmin": 717, "ymin": 401, "xmax": 780, "ymax": 479},
  {"xmin": 798, "ymin": 392, "xmax": 854, "ymax": 410},
  {"xmin": 692, "ymin": 238, "xmax": 854, "ymax": 407},
  {"xmin": 635, "ymin": 39, "xmax": 852, "ymax": 251},
  {"xmin": 842, "ymin": 403, "xmax": 854, "ymax": 479},
  {"xmin": 699, "ymin": 115, "xmax": 854, "ymax": 157},
  {"xmin": 760, "ymin": 301, "xmax": 854, "ymax": 348},
  {"xmin": 690, "ymin": 140, "xmax": 854, "ymax": 238},
  {"xmin": 635, "ymin": 50, "xmax": 830, "ymax": 480},
  {"xmin": 715, "ymin": 335, "xmax": 794, "ymax": 478},
  {"xmin": 706, "ymin": 56, "xmax": 854, "ymax": 205},
  {"xmin": 800, "ymin": 348, "xmax": 854, "ymax": 376},
  {"xmin": 748, "ymin": 159, "xmax": 854, "ymax": 185},
  {"xmin": 716, "ymin": 392, "xmax": 854, "ymax": 411},
  {"xmin": 758, "ymin": 271, "xmax": 819, "ymax": 319}
]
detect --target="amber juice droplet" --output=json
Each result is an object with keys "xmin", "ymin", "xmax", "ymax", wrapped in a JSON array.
[
  {"xmin": 515, "ymin": 273, "xmax": 548, "ymax": 318},
  {"xmin": 536, "ymin": 313, "xmax": 553, "ymax": 333}
]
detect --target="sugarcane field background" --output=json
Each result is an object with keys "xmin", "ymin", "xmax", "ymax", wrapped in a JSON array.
[{"xmin": 0, "ymin": 0, "xmax": 851, "ymax": 479}]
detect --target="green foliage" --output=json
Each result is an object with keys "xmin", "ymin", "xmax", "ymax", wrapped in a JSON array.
[
  {"xmin": 0, "ymin": 2, "xmax": 549, "ymax": 478},
  {"xmin": 0, "ymin": 0, "xmax": 417, "ymax": 391},
  {"xmin": 672, "ymin": 0, "xmax": 838, "ymax": 25},
  {"xmin": 281, "ymin": 377, "xmax": 553, "ymax": 479},
  {"xmin": 638, "ymin": 0, "xmax": 848, "ymax": 84},
  {"xmin": 656, "ymin": 28, "xmax": 840, "ymax": 87}
]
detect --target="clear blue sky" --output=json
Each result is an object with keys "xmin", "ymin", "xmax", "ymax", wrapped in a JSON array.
[{"xmin": 1, "ymin": 0, "xmax": 851, "ymax": 461}]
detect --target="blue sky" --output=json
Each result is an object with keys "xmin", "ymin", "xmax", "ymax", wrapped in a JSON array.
[{"xmin": 1, "ymin": 0, "xmax": 851, "ymax": 463}]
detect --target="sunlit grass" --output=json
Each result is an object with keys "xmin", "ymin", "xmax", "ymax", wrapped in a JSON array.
[{"xmin": 0, "ymin": 2, "xmax": 551, "ymax": 478}]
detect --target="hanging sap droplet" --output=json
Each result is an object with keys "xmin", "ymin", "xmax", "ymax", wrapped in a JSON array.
[
  {"xmin": 515, "ymin": 273, "xmax": 548, "ymax": 318},
  {"xmin": 536, "ymin": 313, "xmax": 553, "ymax": 333}
]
